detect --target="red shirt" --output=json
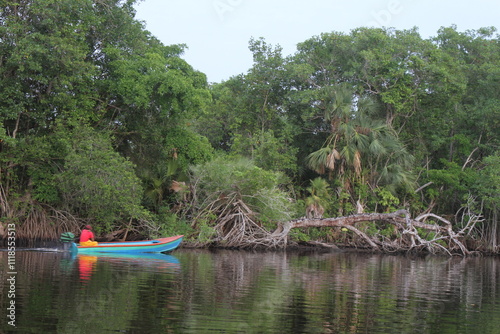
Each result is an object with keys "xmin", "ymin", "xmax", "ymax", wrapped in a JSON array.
[{"xmin": 80, "ymin": 229, "xmax": 95, "ymax": 242}]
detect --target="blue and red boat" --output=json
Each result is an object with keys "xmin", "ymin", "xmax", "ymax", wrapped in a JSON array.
[{"xmin": 73, "ymin": 235, "xmax": 183, "ymax": 254}]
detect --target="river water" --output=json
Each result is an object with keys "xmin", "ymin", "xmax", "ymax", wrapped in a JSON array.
[{"xmin": 1, "ymin": 248, "xmax": 500, "ymax": 333}]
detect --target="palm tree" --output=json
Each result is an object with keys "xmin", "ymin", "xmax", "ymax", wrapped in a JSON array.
[
  {"xmin": 305, "ymin": 177, "xmax": 331, "ymax": 218},
  {"xmin": 143, "ymin": 158, "xmax": 186, "ymax": 213},
  {"xmin": 306, "ymin": 84, "xmax": 415, "ymax": 210}
]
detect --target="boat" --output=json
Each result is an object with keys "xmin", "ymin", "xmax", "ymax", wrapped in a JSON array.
[{"xmin": 73, "ymin": 235, "xmax": 183, "ymax": 254}]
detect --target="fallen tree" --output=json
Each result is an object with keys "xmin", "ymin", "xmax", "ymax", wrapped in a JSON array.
[
  {"xmin": 186, "ymin": 158, "xmax": 483, "ymax": 255},
  {"xmin": 195, "ymin": 204, "xmax": 482, "ymax": 255},
  {"xmin": 269, "ymin": 209, "xmax": 481, "ymax": 256}
]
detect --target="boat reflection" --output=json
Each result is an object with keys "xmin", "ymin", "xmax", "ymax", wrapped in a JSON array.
[
  {"xmin": 78, "ymin": 255, "xmax": 98, "ymax": 282},
  {"xmin": 76, "ymin": 252, "xmax": 181, "ymax": 281},
  {"xmin": 90, "ymin": 252, "xmax": 179, "ymax": 264}
]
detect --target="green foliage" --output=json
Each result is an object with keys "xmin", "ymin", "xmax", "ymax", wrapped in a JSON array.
[
  {"xmin": 190, "ymin": 156, "xmax": 296, "ymax": 227},
  {"xmin": 0, "ymin": 0, "xmax": 99, "ymax": 132},
  {"xmin": 289, "ymin": 229, "xmax": 311, "ymax": 242},
  {"xmin": 374, "ymin": 188, "xmax": 400, "ymax": 212},
  {"xmin": 197, "ymin": 222, "xmax": 217, "ymax": 243},
  {"xmin": 57, "ymin": 126, "xmax": 144, "ymax": 231},
  {"xmin": 304, "ymin": 177, "xmax": 331, "ymax": 217},
  {"xmin": 254, "ymin": 186, "xmax": 296, "ymax": 225},
  {"xmin": 474, "ymin": 154, "xmax": 500, "ymax": 210},
  {"xmin": 199, "ymin": 39, "xmax": 299, "ymax": 177},
  {"xmin": 192, "ymin": 156, "xmax": 285, "ymax": 196},
  {"xmin": 29, "ymin": 167, "xmax": 60, "ymax": 204},
  {"xmin": 307, "ymin": 177, "xmax": 331, "ymax": 201},
  {"xmin": 163, "ymin": 127, "xmax": 214, "ymax": 171},
  {"xmin": 423, "ymin": 159, "xmax": 478, "ymax": 213},
  {"xmin": 141, "ymin": 159, "xmax": 186, "ymax": 213},
  {"xmin": 305, "ymin": 84, "xmax": 415, "ymax": 190},
  {"xmin": 153, "ymin": 210, "xmax": 193, "ymax": 239},
  {"xmin": 303, "ymin": 83, "xmax": 415, "ymax": 214},
  {"xmin": 0, "ymin": 0, "xmax": 498, "ymax": 246},
  {"xmin": 13, "ymin": 133, "xmax": 68, "ymax": 204},
  {"xmin": 231, "ymin": 129, "xmax": 298, "ymax": 174}
]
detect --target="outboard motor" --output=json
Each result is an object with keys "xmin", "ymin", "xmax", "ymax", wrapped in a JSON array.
[
  {"xmin": 60, "ymin": 232, "xmax": 75, "ymax": 243},
  {"xmin": 60, "ymin": 232, "xmax": 78, "ymax": 254}
]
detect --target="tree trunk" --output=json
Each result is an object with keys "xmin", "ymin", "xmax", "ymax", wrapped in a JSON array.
[{"xmin": 265, "ymin": 209, "xmax": 476, "ymax": 255}]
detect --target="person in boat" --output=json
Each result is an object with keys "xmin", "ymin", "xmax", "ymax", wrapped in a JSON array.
[{"xmin": 79, "ymin": 225, "xmax": 98, "ymax": 246}]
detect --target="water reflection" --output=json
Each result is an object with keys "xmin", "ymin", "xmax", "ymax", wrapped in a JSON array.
[
  {"xmin": 75, "ymin": 252, "xmax": 181, "ymax": 282},
  {"xmin": 174, "ymin": 250, "xmax": 500, "ymax": 333},
  {"xmin": 1, "ymin": 249, "xmax": 500, "ymax": 333}
]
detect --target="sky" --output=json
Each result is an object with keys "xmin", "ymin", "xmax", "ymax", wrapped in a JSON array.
[{"xmin": 134, "ymin": 0, "xmax": 499, "ymax": 83}]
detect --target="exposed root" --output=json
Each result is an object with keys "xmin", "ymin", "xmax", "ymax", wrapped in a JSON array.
[
  {"xmin": 192, "ymin": 192, "xmax": 288, "ymax": 249},
  {"xmin": 0, "ymin": 184, "xmax": 84, "ymax": 245}
]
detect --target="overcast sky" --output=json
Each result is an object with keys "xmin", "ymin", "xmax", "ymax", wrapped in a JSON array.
[{"xmin": 134, "ymin": 0, "xmax": 499, "ymax": 83}]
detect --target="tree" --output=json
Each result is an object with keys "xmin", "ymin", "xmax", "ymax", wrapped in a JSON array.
[
  {"xmin": 412, "ymin": 26, "xmax": 499, "ymax": 217},
  {"xmin": 198, "ymin": 38, "xmax": 298, "ymax": 176},
  {"xmin": 306, "ymin": 84, "xmax": 415, "ymax": 213},
  {"xmin": 473, "ymin": 154, "xmax": 500, "ymax": 251},
  {"xmin": 305, "ymin": 177, "xmax": 331, "ymax": 218},
  {"xmin": 0, "ymin": 0, "xmax": 213, "ymax": 238},
  {"xmin": 188, "ymin": 156, "xmax": 296, "ymax": 246},
  {"xmin": 58, "ymin": 126, "xmax": 145, "ymax": 233},
  {"xmin": 0, "ymin": 0, "xmax": 99, "ymax": 136}
]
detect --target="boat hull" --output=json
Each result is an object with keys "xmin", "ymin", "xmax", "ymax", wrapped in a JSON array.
[{"xmin": 75, "ymin": 235, "xmax": 183, "ymax": 254}]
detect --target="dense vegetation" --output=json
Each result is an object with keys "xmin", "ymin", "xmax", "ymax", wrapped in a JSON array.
[{"xmin": 0, "ymin": 0, "xmax": 498, "ymax": 252}]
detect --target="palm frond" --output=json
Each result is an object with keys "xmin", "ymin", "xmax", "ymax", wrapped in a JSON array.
[
  {"xmin": 306, "ymin": 147, "xmax": 331, "ymax": 174},
  {"xmin": 368, "ymin": 138, "xmax": 387, "ymax": 155},
  {"xmin": 326, "ymin": 149, "xmax": 339, "ymax": 170}
]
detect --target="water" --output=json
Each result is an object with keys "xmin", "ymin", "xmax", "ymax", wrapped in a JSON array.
[{"xmin": 1, "ymin": 248, "xmax": 500, "ymax": 333}]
